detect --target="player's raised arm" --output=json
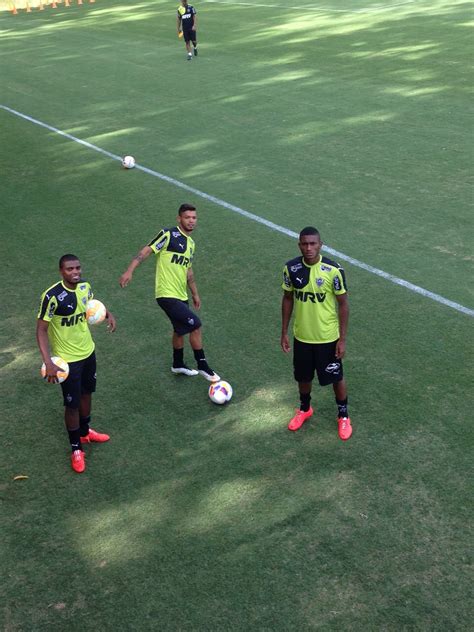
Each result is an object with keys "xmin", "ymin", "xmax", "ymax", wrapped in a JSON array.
[{"xmin": 119, "ymin": 245, "xmax": 153, "ymax": 288}]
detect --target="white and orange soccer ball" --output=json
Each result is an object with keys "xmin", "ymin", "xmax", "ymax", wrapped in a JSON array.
[
  {"xmin": 209, "ymin": 380, "xmax": 233, "ymax": 405},
  {"xmin": 86, "ymin": 299, "xmax": 107, "ymax": 325},
  {"xmin": 40, "ymin": 356, "xmax": 69, "ymax": 384},
  {"xmin": 122, "ymin": 155, "xmax": 135, "ymax": 169}
]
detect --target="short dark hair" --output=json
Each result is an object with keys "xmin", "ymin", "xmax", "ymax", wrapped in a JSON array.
[
  {"xmin": 299, "ymin": 226, "xmax": 320, "ymax": 240},
  {"xmin": 59, "ymin": 254, "xmax": 80, "ymax": 268},
  {"xmin": 178, "ymin": 203, "xmax": 196, "ymax": 215}
]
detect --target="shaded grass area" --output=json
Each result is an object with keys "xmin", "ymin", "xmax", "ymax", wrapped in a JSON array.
[{"xmin": 1, "ymin": 0, "xmax": 473, "ymax": 629}]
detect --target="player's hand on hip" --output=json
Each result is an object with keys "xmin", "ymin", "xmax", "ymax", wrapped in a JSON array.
[{"xmin": 281, "ymin": 334, "xmax": 291, "ymax": 353}]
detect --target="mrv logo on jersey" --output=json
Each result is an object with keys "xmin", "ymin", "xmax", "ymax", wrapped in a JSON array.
[{"xmin": 294, "ymin": 291, "xmax": 326, "ymax": 303}]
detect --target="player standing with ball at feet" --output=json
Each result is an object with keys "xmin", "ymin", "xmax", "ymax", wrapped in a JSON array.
[
  {"xmin": 119, "ymin": 203, "xmax": 220, "ymax": 383},
  {"xmin": 36, "ymin": 255, "xmax": 116, "ymax": 473},
  {"xmin": 281, "ymin": 227, "xmax": 353, "ymax": 440},
  {"xmin": 177, "ymin": 0, "xmax": 198, "ymax": 61}
]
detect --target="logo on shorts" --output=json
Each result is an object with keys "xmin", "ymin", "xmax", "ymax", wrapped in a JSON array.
[
  {"xmin": 66, "ymin": 394, "xmax": 73, "ymax": 403},
  {"xmin": 325, "ymin": 362, "xmax": 340, "ymax": 374},
  {"xmin": 187, "ymin": 318, "xmax": 194, "ymax": 325},
  {"xmin": 316, "ymin": 277, "xmax": 324, "ymax": 287},
  {"xmin": 93, "ymin": 373, "xmax": 97, "ymax": 380}
]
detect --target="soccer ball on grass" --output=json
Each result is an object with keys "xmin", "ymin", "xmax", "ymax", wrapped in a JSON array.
[
  {"xmin": 122, "ymin": 155, "xmax": 136, "ymax": 169},
  {"xmin": 209, "ymin": 381, "xmax": 233, "ymax": 405}
]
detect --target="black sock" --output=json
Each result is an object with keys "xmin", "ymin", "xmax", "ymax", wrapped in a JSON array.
[
  {"xmin": 300, "ymin": 393, "xmax": 311, "ymax": 412},
  {"xmin": 336, "ymin": 398, "xmax": 348, "ymax": 418},
  {"xmin": 193, "ymin": 348, "xmax": 205, "ymax": 365},
  {"xmin": 79, "ymin": 415, "xmax": 90, "ymax": 437},
  {"xmin": 173, "ymin": 348, "xmax": 184, "ymax": 367},
  {"xmin": 68, "ymin": 427, "xmax": 82, "ymax": 452}
]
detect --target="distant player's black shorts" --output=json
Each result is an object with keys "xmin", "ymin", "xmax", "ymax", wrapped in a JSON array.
[
  {"xmin": 156, "ymin": 298, "xmax": 201, "ymax": 335},
  {"xmin": 293, "ymin": 338, "xmax": 343, "ymax": 386},
  {"xmin": 183, "ymin": 29, "xmax": 197, "ymax": 44},
  {"xmin": 61, "ymin": 351, "xmax": 97, "ymax": 409}
]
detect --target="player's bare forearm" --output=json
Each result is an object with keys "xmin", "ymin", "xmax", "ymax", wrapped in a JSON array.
[
  {"xmin": 36, "ymin": 320, "xmax": 51, "ymax": 363},
  {"xmin": 335, "ymin": 294, "xmax": 349, "ymax": 358},
  {"xmin": 281, "ymin": 292, "xmax": 294, "ymax": 352},
  {"xmin": 120, "ymin": 246, "xmax": 152, "ymax": 287},
  {"xmin": 187, "ymin": 270, "xmax": 201, "ymax": 309}
]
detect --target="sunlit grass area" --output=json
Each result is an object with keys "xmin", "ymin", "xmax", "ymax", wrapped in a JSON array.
[{"xmin": 1, "ymin": 0, "xmax": 473, "ymax": 629}]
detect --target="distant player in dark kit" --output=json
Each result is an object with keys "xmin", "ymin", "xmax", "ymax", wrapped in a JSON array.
[
  {"xmin": 281, "ymin": 227, "xmax": 353, "ymax": 440},
  {"xmin": 119, "ymin": 203, "xmax": 220, "ymax": 382},
  {"xmin": 36, "ymin": 255, "xmax": 117, "ymax": 474},
  {"xmin": 177, "ymin": 0, "xmax": 198, "ymax": 61}
]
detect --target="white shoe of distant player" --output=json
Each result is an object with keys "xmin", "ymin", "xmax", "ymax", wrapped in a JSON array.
[
  {"xmin": 171, "ymin": 365, "xmax": 199, "ymax": 376},
  {"xmin": 198, "ymin": 367, "xmax": 221, "ymax": 382}
]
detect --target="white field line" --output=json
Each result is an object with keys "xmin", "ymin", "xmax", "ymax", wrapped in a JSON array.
[
  {"xmin": 201, "ymin": 0, "xmax": 416, "ymax": 14},
  {"xmin": 2, "ymin": 104, "xmax": 472, "ymax": 317}
]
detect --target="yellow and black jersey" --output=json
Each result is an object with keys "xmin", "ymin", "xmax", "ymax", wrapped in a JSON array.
[
  {"xmin": 282, "ymin": 256, "xmax": 347, "ymax": 344},
  {"xmin": 177, "ymin": 3, "xmax": 196, "ymax": 30},
  {"xmin": 37, "ymin": 281, "xmax": 95, "ymax": 362},
  {"xmin": 148, "ymin": 226, "xmax": 195, "ymax": 300}
]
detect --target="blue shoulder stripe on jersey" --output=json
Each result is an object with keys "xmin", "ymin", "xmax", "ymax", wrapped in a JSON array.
[{"xmin": 322, "ymin": 256, "xmax": 348, "ymax": 291}]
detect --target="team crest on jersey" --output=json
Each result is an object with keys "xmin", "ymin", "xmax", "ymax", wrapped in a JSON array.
[
  {"xmin": 79, "ymin": 284, "xmax": 86, "ymax": 291},
  {"xmin": 320, "ymin": 264, "xmax": 332, "ymax": 272},
  {"xmin": 316, "ymin": 278, "xmax": 324, "ymax": 287}
]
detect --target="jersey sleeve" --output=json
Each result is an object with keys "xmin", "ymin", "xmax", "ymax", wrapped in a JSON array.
[
  {"xmin": 282, "ymin": 265, "xmax": 293, "ymax": 292},
  {"xmin": 148, "ymin": 229, "xmax": 170, "ymax": 255},
  {"xmin": 37, "ymin": 291, "xmax": 57, "ymax": 322},
  {"xmin": 332, "ymin": 267, "xmax": 347, "ymax": 295}
]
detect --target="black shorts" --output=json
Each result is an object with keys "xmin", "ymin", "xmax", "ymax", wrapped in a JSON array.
[
  {"xmin": 61, "ymin": 351, "xmax": 97, "ymax": 409},
  {"xmin": 293, "ymin": 338, "xmax": 343, "ymax": 386},
  {"xmin": 183, "ymin": 29, "xmax": 197, "ymax": 44},
  {"xmin": 156, "ymin": 298, "xmax": 201, "ymax": 335}
]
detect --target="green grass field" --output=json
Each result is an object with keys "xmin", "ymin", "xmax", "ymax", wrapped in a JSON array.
[{"xmin": 1, "ymin": 0, "xmax": 473, "ymax": 629}]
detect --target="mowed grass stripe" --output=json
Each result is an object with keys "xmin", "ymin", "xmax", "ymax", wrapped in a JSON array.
[{"xmin": 2, "ymin": 103, "xmax": 473, "ymax": 318}]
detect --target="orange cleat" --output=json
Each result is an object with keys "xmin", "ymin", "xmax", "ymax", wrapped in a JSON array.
[
  {"xmin": 288, "ymin": 407, "xmax": 313, "ymax": 431},
  {"xmin": 71, "ymin": 449, "xmax": 85, "ymax": 473},
  {"xmin": 80, "ymin": 428, "xmax": 110, "ymax": 444},
  {"xmin": 338, "ymin": 417, "xmax": 352, "ymax": 441}
]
